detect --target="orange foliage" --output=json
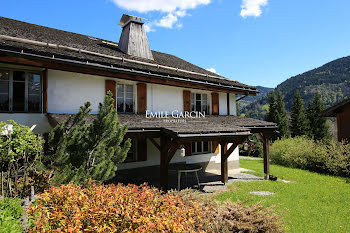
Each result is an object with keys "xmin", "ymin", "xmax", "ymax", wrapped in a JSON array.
[{"xmin": 27, "ymin": 182, "xmax": 208, "ymax": 232}]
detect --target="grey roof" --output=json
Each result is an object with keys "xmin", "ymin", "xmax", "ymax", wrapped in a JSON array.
[
  {"xmin": 320, "ymin": 98, "xmax": 350, "ymax": 117},
  {"xmin": 47, "ymin": 114, "xmax": 276, "ymax": 137},
  {"xmin": 0, "ymin": 17, "xmax": 257, "ymax": 92}
]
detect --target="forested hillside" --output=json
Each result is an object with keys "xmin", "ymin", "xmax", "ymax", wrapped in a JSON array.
[{"xmin": 241, "ymin": 56, "xmax": 350, "ymax": 119}]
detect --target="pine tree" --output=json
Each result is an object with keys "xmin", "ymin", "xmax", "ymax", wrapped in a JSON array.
[
  {"xmin": 48, "ymin": 92, "xmax": 131, "ymax": 185},
  {"xmin": 275, "ymin": 89, "xmax": 291, "ymax": 138},
  {"xmin": 306, "ymin": 93, "xmax": 330, "ymax": 140},
  {"xmin": 306, "ymin": 100, "xmax": 315, "ymax": 138},
  {"xmin": 266, "ymin": 90, "xmax": 277, "ymax": 123},
  {"xmin": 291, "ymin": 90, "xmax": 308, "ymax": 137},
  {"xmin": 312, "ymin": 93, "xmax": 330, "ymax": 140}
]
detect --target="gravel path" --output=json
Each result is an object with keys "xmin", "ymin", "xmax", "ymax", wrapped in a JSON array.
[{"xmin": 199, "ymin": 172, "xmax": 263, "ymax": 193}]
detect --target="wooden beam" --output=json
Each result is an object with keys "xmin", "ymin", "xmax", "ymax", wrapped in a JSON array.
[
  {"xmin": 148, "ymin": 137, "xmax": 160, "ymax": 151},
  {"xmin": 167, "ymin": 142, "xmax": 180, "ymax": 164},
  {"xmin": 256, "ymin": 132, "xmax": 272, "ymax": 180},
  {"xmin": 0, "ymin": 55, "xmax": 254, "ymax": 95},
  {"xmin": 220, "ymin": 141, "xmax": 228, "ymax": 183},
  {"xmin": 160, "ymin": 136, "xmax": 170, "ymax": 191},
  {"xmin": 263, "ymin": 136, "xmax": 270, "ymax": 180}
]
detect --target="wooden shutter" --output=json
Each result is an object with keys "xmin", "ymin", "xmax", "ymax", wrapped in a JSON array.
[
  {"xmin": 212, "ymin": 141, "xmax": 220, "ymax": 153},
  {"xmin": 211, "ymin": 92, "xmax": 219, "ymax": 115},
  {"xmin": 185, "ymin": 143, "xmax": 192, "ymax": 156},
  {"xmin": 137, "ymin": 137, "xmax": 147, "ymax": 161},
  {"xmin": 105, "ymin": 80, "xmax": 116, "ymax": 108},
  {"xmin": 183, "ymin": 90, "xmax": 191, "ymax": 112},
  {"xmin": 137, "ymin": 83, "xmax": 147, "ymax": 114}
]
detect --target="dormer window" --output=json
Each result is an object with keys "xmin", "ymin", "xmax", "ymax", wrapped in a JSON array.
[
  {"xmin": 191, "ymin": 93, "xmax": 208, "ymax": 114},
  {"xmin": 117, "ymin": 84, "xmax": 134, "ymax": 113},
  {"xmin": 0, "ymin": 70, "xmax": 41, "ymax": 113}
]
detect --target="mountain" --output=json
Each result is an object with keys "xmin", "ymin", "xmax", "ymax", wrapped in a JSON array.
[
  {"xmin": 241, "ymin": 56, "xmax": 350, "ymax": 119},
  {"xmin": 238, "ymin": 86, "xmax": 273, "ymax": 108}
]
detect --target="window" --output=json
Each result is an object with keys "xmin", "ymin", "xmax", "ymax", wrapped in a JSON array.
[
  {"xmin": 117, "ymin": 84, "xmax": 134, "ymax": 113},
  {"xmin": 191, "ymin": 93, "xmax": 208, "ymax": 114},
  {"xmin": 124, "ymin": 139, "xmax": 137, "ymax": 163},
  {"xmin": 0, "ymin": 70, "xmax": 41, "ymax": 112},
  {"xmin": 192, "ymin": 141, "xmax": 212, "ymax": 154}
]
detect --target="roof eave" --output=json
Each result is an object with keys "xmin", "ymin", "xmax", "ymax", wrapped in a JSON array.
[{"xmin": 0, "ymin": 47, "xmax": 258, "ymax": 95}]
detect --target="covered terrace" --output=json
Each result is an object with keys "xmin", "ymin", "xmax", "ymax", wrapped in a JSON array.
[{"xmin": 48, "ymin": 114, "xmax": 276, "ymax": 191}]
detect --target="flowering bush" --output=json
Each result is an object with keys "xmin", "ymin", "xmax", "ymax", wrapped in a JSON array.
[{"xmin": 27, "ymin": 182, "xmax": 208, "ymax": 232}]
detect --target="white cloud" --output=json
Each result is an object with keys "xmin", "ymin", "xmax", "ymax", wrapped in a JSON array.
[
  {"xmin": 155, "ymin": 13, "xmax": 178, "ymax": 28},
  {"xmin": 144, "ymin": 23, "xmax": 155, "ymax": 32},
  {"xmin": 111, "ymin": 0, "xmax": 211, "ymax": 31},
  {"xmin": 240, "ymin": 0, "xmax": 268, "ymax": 18},
  {"xmin": 111, "ymin": 0, "xmax": 210, "ymax": 13},
  {"xmin": 206, "ymin": 68, "xmax": 217, "ymax": 74}
]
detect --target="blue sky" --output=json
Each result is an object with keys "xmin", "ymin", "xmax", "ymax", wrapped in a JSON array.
[{"xmin": 1, "ymin": 0, "xmax": 350, "ymax": 88}]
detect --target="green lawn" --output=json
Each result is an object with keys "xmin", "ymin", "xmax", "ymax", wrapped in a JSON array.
[{"xmin": 216, "ymin": 159, "xmax": 350, "ymax": 233}]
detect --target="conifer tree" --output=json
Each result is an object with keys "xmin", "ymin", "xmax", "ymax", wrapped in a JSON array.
[
  {"xmin": 266, "ymin": 90, "xmax": 277, "ymax": 123},
  {"xmin": 48, "ymin": 92, "xmax": 131, "ymax": 185},
  {"xmin": 275, "ymin": 89, "xmax": 291, "ymax": 138},
  {"xmin": 306, "ymin": 100, "xmax": 315, "ymax": 138},
  {"xmin": 291, "ymin": 90, "xmax": 308, "ymax": 137},
  {"xmin": 306, "ymin": 93, "xmax": 330, "ymax": 140},
  {"xmin": 313, "ymin": 93, "xmax": 330, "ymax": 140}
]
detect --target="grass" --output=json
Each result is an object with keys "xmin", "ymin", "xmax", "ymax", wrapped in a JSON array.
[{"xmin": 216, "ymin": 159, "xmax": 350, "ymax": 233}]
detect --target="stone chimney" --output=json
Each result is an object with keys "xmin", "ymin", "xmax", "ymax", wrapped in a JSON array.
[{"xmin": 118, "ymin": 14, "xmax": 154, "ymax": 60}]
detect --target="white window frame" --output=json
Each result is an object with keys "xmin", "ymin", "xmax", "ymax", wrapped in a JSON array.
[
  {"xmin": 0, "ymin": 69, "xmax": 42, "ymax": 113},
  {"xmin": 116, "ymin": 83, "xmax": 135, "ymax": 113},
  {"xmin": 192, "ymin": 141, "xmax": 212, "ymax": 155},
  {"xmin": 190, "ymin": 93, "xmax": 208, "ymax": 114}
]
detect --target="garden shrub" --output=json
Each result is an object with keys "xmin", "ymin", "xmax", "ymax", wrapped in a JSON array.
[
  {"xmin": 0, "ymin": 198, "xmax": 24, "ymax": 233},
  {"xmin": 270, "ymin": 137, "xmax": 350, "ymax": 176},
  {"xmin": 171, "ymin": 189, "xmax": 284, "ymax": 233},
  {"xmin": 17, "ymin": 170, "xmax": 51, "ymax": 197},
  {"xmin": 28, "ymin": 182, "xmax": 209, "ymax": 232}
]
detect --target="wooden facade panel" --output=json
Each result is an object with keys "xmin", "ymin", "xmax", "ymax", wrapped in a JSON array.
[
  {"xmin": 184, "ymin": 143, "xmax": 192, "ymax": 156},
  {"xmin": 183, "ymin": 90, "xmax": 191, "ymax": 112},
  {"xmin": 337, "ymin": 104, "xmax": 350, "ymax": 142},
  {"xmin": 137, "ymin": 83, "xmax": 147, "ymax": 114},
  {"xmin": 211, "ymin": 92, "xmax": 219, "ymax": 115},
  {"xmin": 105, "ymin": 80, "xmax": 116, "ymax": 108}
]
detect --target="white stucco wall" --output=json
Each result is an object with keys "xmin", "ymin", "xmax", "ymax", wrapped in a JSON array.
[
  {"xmin": 48, "ymin": 70, "xmax": 106, "ymax": 114},
  {"xmin": 0, "ymin": 113, "xmax": 52, "ymax": 134},
  {"xmin": 219, "ymin": 93, "xmax": 227, "ymax": 115},
  {"xmin": 147, "ymin": 84, "xmax": 183, "ymax": 113},
  {"xmin": 44, "ymin": 69, "xmax": 239, "ymax": 170},
  {"xmin": 229, "ymin": 93, "xmax": 237, "ymax": 115}
]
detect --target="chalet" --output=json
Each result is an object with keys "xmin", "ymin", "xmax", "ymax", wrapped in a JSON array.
[
  {"xmin": 320, "ymin": 98, "xmax": 350, "ymax": 142},
  {"xmin": 0, "ymin": 15, "xmax": 276, "ymax": 190}
]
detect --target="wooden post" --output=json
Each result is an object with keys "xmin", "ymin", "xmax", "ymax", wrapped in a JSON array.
[
  {"xmin": 160, "ymin": 136, "xmax": 169, "ymax": 191},
  {"xmin": 263, "ymin": 136, "xmax": 270, "ymax": 179},
  {"xmin": 220, "ymin": 141, "xmax": 228, "ymax": 183}
]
